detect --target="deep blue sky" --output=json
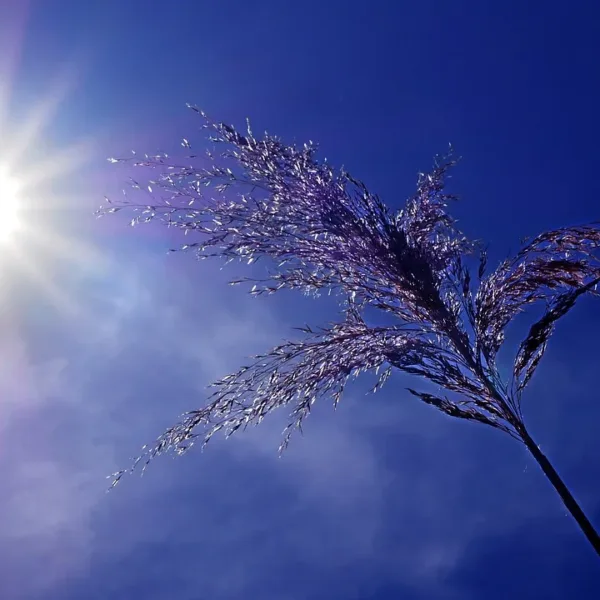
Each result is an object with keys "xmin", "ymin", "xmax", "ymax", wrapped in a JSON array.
[{"xmin": 1, "ymin": 0, "xmax": 600, "ymax": 598}]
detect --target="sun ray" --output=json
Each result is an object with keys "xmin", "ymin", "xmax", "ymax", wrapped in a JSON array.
[
  {"xmin": 3, "ymin": 73, "xmax": 74, "ymax": 168},
  {"xmin": 23, "ymin": 139, "xmax": 92, "ymax": 190},
  {"xmin": 9, "ymin": 242, "xmax": 82, "ymax": 316},
  {"xmin": 0, "ymin": 2, "xmax": 29, "ymax": 138},
  {"xmin": 0, "ymin": 165, "xmax": 21, "ymax": 240}
]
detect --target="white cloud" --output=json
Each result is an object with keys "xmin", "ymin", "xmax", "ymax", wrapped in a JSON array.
[{"xmin": 2, "ymin": 237, "xmax": 594, "ymax": 599}]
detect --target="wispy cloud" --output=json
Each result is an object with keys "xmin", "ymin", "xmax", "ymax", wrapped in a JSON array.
[{"xmin": 1, "ymin": 238, "xmax": 597, "ymax": 599}]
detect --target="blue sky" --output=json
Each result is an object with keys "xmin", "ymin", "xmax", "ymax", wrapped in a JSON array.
[{"xmin": 1, "ymin": 0, "xmax": 600, "ymax": 598}]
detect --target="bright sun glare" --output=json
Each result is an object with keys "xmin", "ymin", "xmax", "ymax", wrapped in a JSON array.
[
  {"xmin": 0, "ymin": 165, "xmax": 21, "ymax": 240},
  {"xmin": 0, "ymin": 11, "xmax": 101, "ymax": 317}
]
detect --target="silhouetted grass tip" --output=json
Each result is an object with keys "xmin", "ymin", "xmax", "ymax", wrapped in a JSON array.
[{"xmin": 100, "ymin": 106, "xmax": 600, "ymax": 490}]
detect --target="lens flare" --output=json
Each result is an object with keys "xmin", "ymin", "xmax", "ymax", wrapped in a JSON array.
[{"xmin": 0, "ymin": 165, "xmax": 21, "ymax": 240}]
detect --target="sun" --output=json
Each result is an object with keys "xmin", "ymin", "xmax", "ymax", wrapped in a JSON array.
[
  {"xmin": 0, "ymin": 165, "xmax": 21, "ymax": 241},
  {"xmin": 0, "ymin": 10, "xmax": 110, "ymax": 320}
]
